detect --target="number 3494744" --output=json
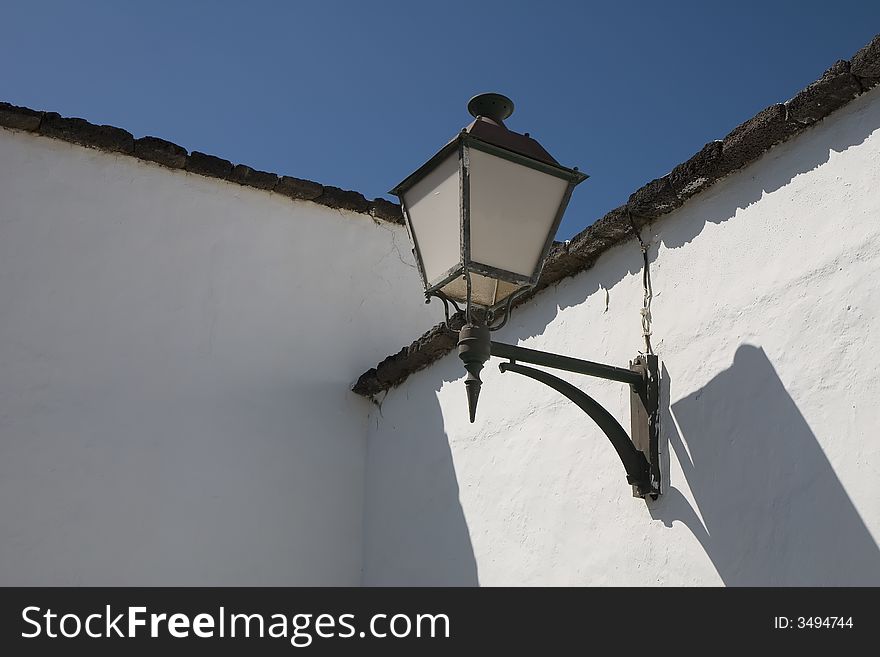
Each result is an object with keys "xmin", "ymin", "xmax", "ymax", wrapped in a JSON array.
[{"xmin": 774, "ymin": 617, "xmax": 853, "ymax": 629}]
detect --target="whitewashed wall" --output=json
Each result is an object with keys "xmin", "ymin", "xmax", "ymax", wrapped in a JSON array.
[
  {"xmin": 363, "ymin": 87, "xmax": 880, "ymax": 586},
  {"xmin": 0, "ymin": 127, "xmax": 434, "ymax": 585}
]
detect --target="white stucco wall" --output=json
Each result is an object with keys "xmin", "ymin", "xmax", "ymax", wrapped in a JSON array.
[
  {"xmin": 363, "ymin": 86, "xmax": 880, "ymax": 586},
  {"xmin": 0, "ymin": 127, "xmax": 434, "ymax": 584}
]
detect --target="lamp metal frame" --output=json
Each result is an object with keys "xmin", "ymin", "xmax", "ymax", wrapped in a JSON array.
[{"xmin": 392, "ymin": 132, "xmax": 586, "ymax": 312}]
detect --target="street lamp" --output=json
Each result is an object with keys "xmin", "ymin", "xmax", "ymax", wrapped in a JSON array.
[
  {"xmin": 391, "ymin": 94, "xmax": 660, "ymax": 499},
  {"xmin": 391, "ymin": 93, "xmax": 587, "ymax": 311}
]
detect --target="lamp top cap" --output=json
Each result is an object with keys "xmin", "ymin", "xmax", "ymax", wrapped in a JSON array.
[{"xmin": 467, "ymin": 93, "xmax": 514, "ymax": 123}]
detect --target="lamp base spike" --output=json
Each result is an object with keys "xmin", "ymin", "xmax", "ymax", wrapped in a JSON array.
[{"xmin": 457, "ymin": 324, "xmax": 491, "ymax": 423}]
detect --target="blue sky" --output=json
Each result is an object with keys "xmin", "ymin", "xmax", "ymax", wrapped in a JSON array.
[{"xmin": 1, "ymin": 1, "xmax": 878, "ymax": 238}]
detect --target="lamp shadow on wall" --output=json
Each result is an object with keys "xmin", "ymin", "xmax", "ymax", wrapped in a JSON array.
[{"xmin": 651, "ymin": 344, "xmax": 880, "ymax": 585}]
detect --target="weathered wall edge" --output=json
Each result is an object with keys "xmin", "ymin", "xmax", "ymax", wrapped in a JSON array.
[{"xmin": 0, "ymin": 102, "xmax": 403, "ymax": 224}]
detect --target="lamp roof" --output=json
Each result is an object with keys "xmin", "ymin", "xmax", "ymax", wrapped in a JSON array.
[
  {"xmin": 390, "ymin": 95, "xmax": 587, "ymax": 196},
  {"xmin": 462, "ymin": 116, "xmax": 560, "ymax": 167}
]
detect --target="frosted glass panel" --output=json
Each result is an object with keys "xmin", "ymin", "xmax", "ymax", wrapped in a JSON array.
[
  {"xmin": 402, "ymin": 152, "xmax": 461, "ymax": 286},
  {"xmin": 468, "ymin": 148, "xmax": 569, "ymax": 277},
  {"xmin": 441, "ymin": 273, "xmax": 524, "ymax": 308}
]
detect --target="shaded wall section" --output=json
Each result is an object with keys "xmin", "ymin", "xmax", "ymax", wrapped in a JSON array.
[
  {"xmin": 362, "ymin": 353, "xmax": 478, "ymax": 586},
  {"xmin": 0, "ymin": 127, "xmax": 436, "ymax": 584}
]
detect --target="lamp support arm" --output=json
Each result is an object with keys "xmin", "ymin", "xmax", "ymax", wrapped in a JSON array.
[
  {"xmin": 477, "ymin": 339, "xmax": 660, "ymax": 500},
  {"xmin": 456, "ymin": 326, "xmax": 661, "ymax": 499},
  {"xmin": 489, "ymin": 341, "xmax": 644, "ymax": 386},
  {"xmin": 498, "ymin": 360, "xmax": 654, "ymax": 496}
]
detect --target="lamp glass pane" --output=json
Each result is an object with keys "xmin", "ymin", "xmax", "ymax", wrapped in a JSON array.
[
  {"xmin": 401, "ymin": 152, "xmax": 461, "ymax": 287},
  {"xmin": 439, "ymin": 274, "xmax": 524, "ymax": 308},
  {"xmin": 468, "ymin": 147, "xmax": 569, "ymax": 278}
]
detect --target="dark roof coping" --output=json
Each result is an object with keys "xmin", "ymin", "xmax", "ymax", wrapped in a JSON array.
[
  {"xmin": 0, "ymin": 104, "xmax": 403, "ymax": 225},
  {"xmin": 353, "ymin": 33, "xmax": 880, "ymax": 398}
]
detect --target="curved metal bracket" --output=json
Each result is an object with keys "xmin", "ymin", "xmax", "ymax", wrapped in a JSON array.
[
  {"xmin": 457, "ymin": 327, "xmax": 661, "ymax": 500},
  {"xmin": 499, "ymin": 361, "xmax": 653, "ymax": 497}
]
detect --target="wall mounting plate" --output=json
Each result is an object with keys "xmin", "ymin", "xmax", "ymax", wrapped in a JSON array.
[{"xmin": 630, "ymin": 354, "xmax": 661, "ymax": 499}]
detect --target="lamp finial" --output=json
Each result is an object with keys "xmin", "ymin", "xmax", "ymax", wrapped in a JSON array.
[{"xmin": 467, "ymin": 93, "xmax": 514, "ymax": 124}]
